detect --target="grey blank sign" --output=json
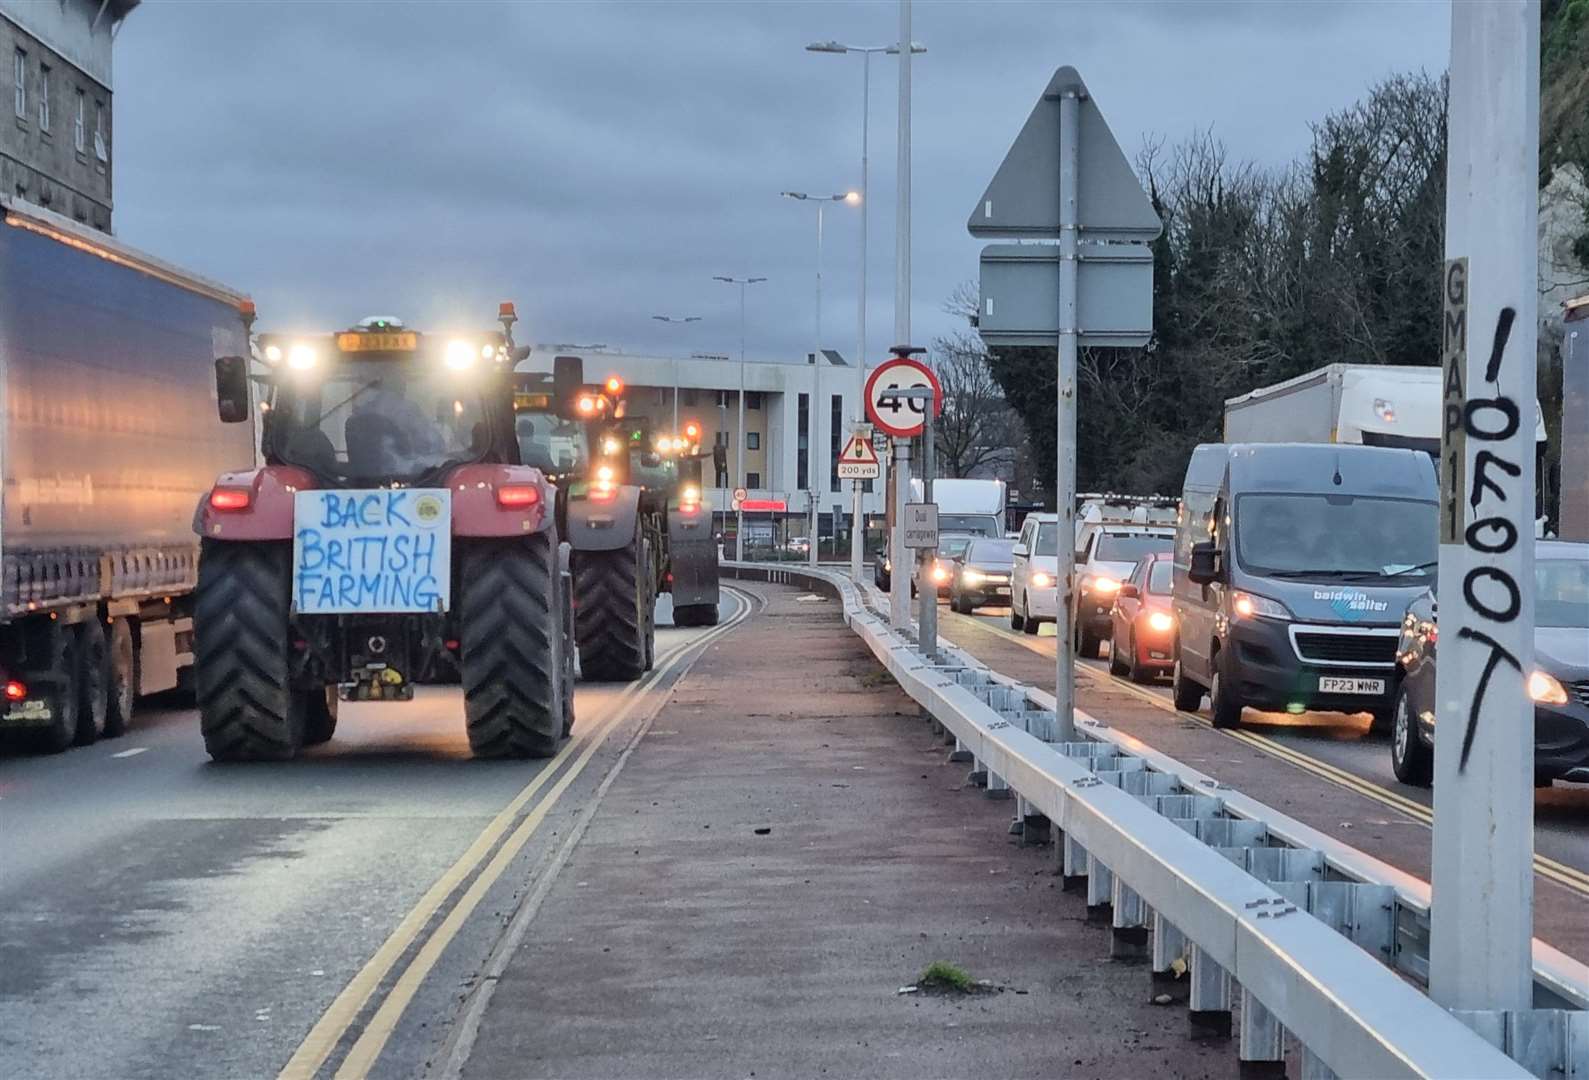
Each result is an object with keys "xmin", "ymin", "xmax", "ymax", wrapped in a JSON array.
[{"xmin": 978, "ymin": 243, "xmax": 1153, "ymax": 349}]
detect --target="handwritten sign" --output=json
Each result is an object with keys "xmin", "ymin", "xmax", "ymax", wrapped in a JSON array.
[{"xmin": 293, "ymin": 489, "xmax": 451, "ymax": 614}]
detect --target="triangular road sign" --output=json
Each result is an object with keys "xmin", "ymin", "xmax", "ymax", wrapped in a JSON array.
[
  {"xmin": 967, "ymin": 66, "xmax": 1161, "ymax": 242},
  {"xmin": 841, "ymin": 434, "xmax": 879, "ymax": 465}
]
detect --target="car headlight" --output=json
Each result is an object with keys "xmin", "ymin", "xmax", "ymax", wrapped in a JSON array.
[
  {"xmin": 1146, "ymin": 610, "xmax": 1175, "ymax": 633},
  {"xmin": 287, "ymin": 344, "xmax": 318, "ymax": 371},
  {"xmin": 1087, "ymin": 575, "xmax": 1121, "ymax": 595},
  {"xmin": 1030, "ymin": 571, "xmax": 1054, "ymax": 589},
  {"xmin": 931, "ymin": 563, "xmax": 950, "ymax": 583},
  {"xmin": 1528, "ymin": 670, "xmax": 1569, "ymax": 706},
  {"xmin": 1231, "ymin": 591, "xmax": 1291, "ymax": 620},
  {"xmin": 962, "ymin": 569, "xmax": 985, "ymax": 586}
]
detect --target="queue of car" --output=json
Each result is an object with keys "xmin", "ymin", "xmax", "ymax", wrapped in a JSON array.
[{"xmin": 886, "ymin": 441, "xmax": 1588, "ymax": 795}]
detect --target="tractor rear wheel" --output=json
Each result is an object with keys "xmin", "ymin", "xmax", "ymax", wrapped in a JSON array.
[
  {"xmin": 195, "ymin": 541, "xmax": 302, "ymax": 762},
  {"xmin": 574, "ymin": 539, "xmax": 648, "ymax": 682},
  {"xmin": 460, "ymin": 533, "xmax": 563, "ymax": 758}
]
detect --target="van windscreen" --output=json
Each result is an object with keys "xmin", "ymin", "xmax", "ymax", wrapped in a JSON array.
[{"xmin": 1235, "ymin": 494, "xmax": 1436, "ymax": 581}]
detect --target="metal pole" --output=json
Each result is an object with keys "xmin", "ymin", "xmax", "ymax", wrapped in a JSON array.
[
  {"xmin": 850, "ymin": 49, "xmax": 872, "ymax": 586},
  {"xmin": 736, "ymin": 291, "xmax": 746, "ymax": 562},
  {"xmin": 888, "ymin": 0, "xmax": 913, "ymax": 627},
  {"xmin": 672, "ymin": 357, "xmax": 679, "ymax": 430},
  {"xmin": 812, "ymin": 203, "xmax": 823, "ymax": 568},
  {"xmin": 1051, "ymin": 89, "xmax": 1080, "ymax": 744},
  {"xmin": 1430, "ymin": 0, "xmax": 1538, "ymax": 1012},
  {"xmin": 890, "ymin": 440, "xmax": 911, "ymax": 628},
  {"xmin": 918, "ymin": 410, "xmax": 936, "ymax": 659},
  {"xmin": 894, "ymin": 0, "xmax": 911, "ymax": 347}
]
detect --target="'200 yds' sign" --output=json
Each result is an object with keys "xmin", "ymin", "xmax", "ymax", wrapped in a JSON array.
[{"xmin": 293, "ymin": 489, "xmax": 452, "ymax": 614}]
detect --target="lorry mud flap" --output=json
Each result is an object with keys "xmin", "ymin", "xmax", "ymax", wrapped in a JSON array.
[{"xmin": 666, "ymin": 511, "xmax": 719, "ymax": 609}]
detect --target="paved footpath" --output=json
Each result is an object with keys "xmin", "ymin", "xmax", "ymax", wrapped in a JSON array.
[{"xmin": 460, "ymin": 582, "xmax": 1235, "ymax": 1079}]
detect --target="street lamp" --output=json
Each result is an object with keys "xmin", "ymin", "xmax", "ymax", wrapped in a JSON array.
[
  {"xmin": 712, "ymin": 275, "xmax": 766, "ymax": 562},
  {"xmin": 781, "ymin": 190, "xmax": 859, "ymax": 567},
  {"xmin": 652, "ymin": 314, "xmax": 702, "ymax": 427},
  {"xmin": 806, "ymin": 37, "xmax": 926, "ymax": 582}
]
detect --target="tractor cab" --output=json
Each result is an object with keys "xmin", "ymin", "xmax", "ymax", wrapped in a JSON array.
[{"xmin": 242, "ymin": 316, "xmax": 525, "ymax": 488}]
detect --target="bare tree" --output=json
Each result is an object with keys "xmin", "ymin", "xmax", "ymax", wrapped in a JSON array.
[{"xmin": 930, "ymin": 325, "xmax": 1021, "ymax": 479}]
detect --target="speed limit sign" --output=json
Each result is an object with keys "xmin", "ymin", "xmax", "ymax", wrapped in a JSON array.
[{"xmin": 864, "ymin": 358, "xmax": 943, "ymax": 438}]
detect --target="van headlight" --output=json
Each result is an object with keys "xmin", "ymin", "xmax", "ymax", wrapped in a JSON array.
[
  {"xmin": 962, "ymin": 569, "xmax": 986, "ymax": 586},
  {"xmin": 1231, "ymin": 591, "xmax": 1291, "ymax": 621}
]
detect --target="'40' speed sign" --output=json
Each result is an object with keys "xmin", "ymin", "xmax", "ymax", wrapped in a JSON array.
[{"xmin": 864, "ymin": 358, "xmax": 943, "ymax": 438}]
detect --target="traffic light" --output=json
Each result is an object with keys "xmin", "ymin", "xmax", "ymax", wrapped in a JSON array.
[{"xmin": 712, "ymin": 443, "xmax": 727, "ymax": 472}]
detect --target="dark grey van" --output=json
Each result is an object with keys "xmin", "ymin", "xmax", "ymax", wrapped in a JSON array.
[{"xmin": 1170, "ymin": 443, "xmax": 1438, "ymax": 729}]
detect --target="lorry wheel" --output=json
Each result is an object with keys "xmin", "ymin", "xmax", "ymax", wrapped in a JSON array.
[
  {"xmin": 32, "ymin": 623, "xmax": 82, "ymax": 754},
  {"xmin": 643, "ymin": 542, "xmax": 656, "ymax": 672},
  {"xmin": 1208, "ymin": 647, "xmax": 1243, "ymax": 730},
  {"xmin": 460, "ymin": 533, "xmax": 562, "ymax": 758},
  {"xmin": 102, "ymin": 618, "xmax": 138, "ymax": 738},
  {"xmin": 72, "ymin": 620, "xmax": 110, "ymax": 746},
  {"xmin": 1172, "ymin": 657, "xmax": 1204, "ymax": 712},
  {"xmin": 195, "ymin": 540, "xmax": 302, "ymax": 762},
  {"xmin": 574, "ymin": 541, "xmax": 647, "ymax": 682},
  {"xmin": 299, "ymin": 687, "xmax": 338, "ymax": 747}
]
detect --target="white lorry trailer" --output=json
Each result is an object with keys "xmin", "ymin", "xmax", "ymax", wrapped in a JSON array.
[
  {"xmin": 1223, "ymin": 364, "xmax": 1551, "ymax": 528},
  {"xmin": 908, "ymin": 477, "xmax": 1007, "ymax": 538}
]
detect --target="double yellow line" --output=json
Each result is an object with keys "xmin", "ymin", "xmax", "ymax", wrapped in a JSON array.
[
  {"xmin": 280, "ymin": 591, "xmax": 754, "ymax": 1080},
  {"xmin": 952, "ymin": 610, "xmax": 1589, "ymax": 899}
]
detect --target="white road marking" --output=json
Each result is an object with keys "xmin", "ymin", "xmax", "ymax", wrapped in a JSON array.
[{"xmin": 111, "ymin": 747, "xmax": 149, "ymax": 759}]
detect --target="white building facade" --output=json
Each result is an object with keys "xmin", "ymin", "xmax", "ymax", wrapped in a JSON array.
[{"xmin": 524, "ymin": 345, "xmax": 885, "ymax": 538}]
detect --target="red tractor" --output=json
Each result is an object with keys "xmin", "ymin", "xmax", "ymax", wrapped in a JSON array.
[{"xmin": 194, "ymin": 306, "xmax": 575, "ymax": 760}]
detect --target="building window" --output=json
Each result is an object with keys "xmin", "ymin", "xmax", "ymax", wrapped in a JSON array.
[
  {"xmin": 93, "ymin": 100, "xmax": 107, "ymax": 162},
  {"xmin": 746, "ymin": 391, "xmax": 762, "ymax": 410},
  {"xmin": 37, "ymin": 63, "xmax": 49, "ymax": 131},
  {"xmin": 13, "ymin": 50, "xmax": 24, "ymax": 120},
  {"xmin": 74, "ymin": 89, "xmax": 84, "ymax": 151},
  {"xmin": 746, "ymin": 432, "xmax": 760, "ymax": 451},
  {"xmin": 746, "ymin": 472, "xmax": 761, "ymax": 489},
  {"xmin": 683, "ymin": 388, "xmax": 697, "ymax": 406},
  {"xmin": 796, "ymin": 393, "xmax": 809, "ymax": 490},
  {"xmin": 829, "ymin": 394, "xmax": 843, "ymax": 492}
]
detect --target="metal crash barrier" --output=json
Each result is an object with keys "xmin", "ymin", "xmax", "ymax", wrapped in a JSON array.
[{"xmin": 729, "ymin": 561, "xmax": 1589, "ymax": 1080}]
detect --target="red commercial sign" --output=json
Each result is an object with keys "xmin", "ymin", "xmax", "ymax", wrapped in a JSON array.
[{"xmin": 738, "ymin": 499, "xmax": 787, "ymax": 512}]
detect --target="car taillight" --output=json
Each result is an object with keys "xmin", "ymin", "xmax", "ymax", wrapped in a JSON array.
[
  {"xmin": 496, "ymin": 484, "xmax": 541, "ymax": 509},
  {"xmin": 4, "ymin": 679, "xmax": 26, "ymax": 701},
  {"xmin": 209, "ymin": 487, "xmax": 252, "ymax": 511}
]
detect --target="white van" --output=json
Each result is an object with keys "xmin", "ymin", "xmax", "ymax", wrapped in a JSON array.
[{"xmin": 1009, "ymin": 513, "xmax": 1062, "ymax": 634}]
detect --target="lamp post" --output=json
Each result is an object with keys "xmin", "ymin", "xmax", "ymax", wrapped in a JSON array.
[
  {"xmin": 781, "ymin": 190, "xmax": 859, "ymax": 566},
  {"xmin": 712, "ymin": 275, "xmax": 766, "ymax": 561},
  {"xmin": 651, "ymin": 314, "xmax": 701, "ymax": 428},
  {"xmin": 806, "ymin": 38, "xmax": 926, "ymax": 582}
]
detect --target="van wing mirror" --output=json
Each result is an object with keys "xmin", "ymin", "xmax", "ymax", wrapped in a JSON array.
[
  {"xmin": 1187, "ymin": 541, "xmax": 1221, "ymax": 586},
  {"xmin": 1011, "ymin": 545, "xmax": 1029, "ymax": 558},
  {"xmin": 1118, "ymin": 582, "xmax": 1139, "ymax": 599},
  {"xmin": 214, "ymin": 356, "xmax": 251, "ymax": 424}
]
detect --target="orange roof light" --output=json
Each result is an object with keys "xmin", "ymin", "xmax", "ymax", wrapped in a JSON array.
[
  {"xmin": 683, "ymin": 420, "xmax": 701, "ymax": 441},
  {"xmin": 604, "ymin": 375, "xmax": 624, "ymax": 396},
  {"xmin": 238, "ymin": 299, "xmax": 257, "ymax": 318},
  {"xmin": 499, "ymin": 301, "xmax": 517, "ymax": 319}
]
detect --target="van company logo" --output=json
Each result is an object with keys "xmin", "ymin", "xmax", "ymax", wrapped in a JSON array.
[{"xmin": 1314, "ymin": 588, "xmax": 1387, "ymax": 621}]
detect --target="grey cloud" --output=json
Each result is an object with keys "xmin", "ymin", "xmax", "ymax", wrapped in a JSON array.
[{"xmin": 112, "ymin": 0, "xmax": 1448, "ymax": 362}]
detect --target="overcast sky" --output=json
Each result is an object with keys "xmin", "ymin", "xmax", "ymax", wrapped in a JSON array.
[{"xmin": 112, "ymin": 0, "xmax": 1450, "ymax": 365}]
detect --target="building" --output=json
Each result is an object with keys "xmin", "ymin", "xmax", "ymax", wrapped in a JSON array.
[
  {"xmin": 1, "ymin": 0, "xmax": 135, "ymax": 232},
  {"xmin": 524, "ymin": 345, "xmax": 886, "ymax": 542}
]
